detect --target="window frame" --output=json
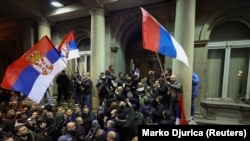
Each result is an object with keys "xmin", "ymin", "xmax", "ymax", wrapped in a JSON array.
[
  {"xmin": 207, "ymin": 40, "xmax": 250, "ymax": 101},
  {"xmin": 74, "ymin": 51, "xmax": 91, "ymax": 73}
]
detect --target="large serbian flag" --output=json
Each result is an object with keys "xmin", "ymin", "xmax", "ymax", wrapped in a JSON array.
[
  {"xmin": 140, "ymin": 7, "xmax": 189, "ymax": 67},
  {"xmin": 1, "ymin": 36, "xmax": 66, "ymax": 103},
  {"xmin": 57, "ymin": 30, "xmax": 80, "ymax": 62}
]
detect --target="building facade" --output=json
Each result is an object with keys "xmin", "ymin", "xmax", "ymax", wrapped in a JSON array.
[{"xmin": 0, "ymin": 0, "xmax": 250, "ymax": 124}]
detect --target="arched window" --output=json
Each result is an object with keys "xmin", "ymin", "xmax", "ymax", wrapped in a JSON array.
[
  {"xmin": 78, "ymin": 38, "xmax": 90, "ymax": 51},
  {"xmin": 207, "ymin": 21, "xmax": 250, "ymax": 102},
  {"xmin": 76, "ymin": 38, "xmax": 91, "ymax": 73}
]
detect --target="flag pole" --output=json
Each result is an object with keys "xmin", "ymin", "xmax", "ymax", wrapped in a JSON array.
[
  {"xmin": 66, "ymin": 64, "xmax": 76, "ymax": 78},
  {"xmin": 76, "ymin": 59, "xmax": 79, "ymax": 73},
  {"xmin": 155, "ymin": 52, "xmax": 164, "ymax": 73},
  {"xmin": 81, "ymin": 60, "xmax": 85, "ymax": 72}
]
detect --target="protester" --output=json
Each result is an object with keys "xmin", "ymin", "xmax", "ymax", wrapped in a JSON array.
[
  {"xmin": 191, "ymin": 72, "xmax": 200, "ymax": 121},
  {"xmin": 56, "ymin": 70, "xmax": 70, "ymax": 105}
]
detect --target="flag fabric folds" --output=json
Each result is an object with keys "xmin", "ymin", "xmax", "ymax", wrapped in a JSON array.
[
  {"xmin": 57, "ymin": 30, "xmax": 80, "ymax": 62},
  {"xmin": 1, "ymin": 36, "xmax": 66, "ymax": 103},
  {"xmin": 141, "ymin": 7, "xmax": 189, "ymax": 67},
  {"xmin": 179, "ymin": 93, "xmax": 187, "ymax": 125}
]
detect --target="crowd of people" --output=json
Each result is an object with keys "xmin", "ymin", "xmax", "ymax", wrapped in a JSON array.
[{"xmin": 0, "ymin": 65, "xmax": 199, "ymax": 141}]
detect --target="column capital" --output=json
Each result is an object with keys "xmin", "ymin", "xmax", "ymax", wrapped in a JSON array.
[
  {"xmin": 37, "ymin": 17, "xmax": 50, "ymax": 26},
  {"xmin": 89, "ymin": 7, "xmax": 105, "ymax": 16},
  {"xmin": 37, "ymin": 17, "xmax": 51, "ymax": 39}
]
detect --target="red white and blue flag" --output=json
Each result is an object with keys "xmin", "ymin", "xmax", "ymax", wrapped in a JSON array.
[
  {"xmin": 57, "ymin": 30, "xmax": 80, "ymax": 62},
  {"xmin": 1, "ymin": 36, "xmax": 66, "ymax": 103},
  {"xmin": 141, "ymin": 7, "xmax": 189, "ymax": 67}
]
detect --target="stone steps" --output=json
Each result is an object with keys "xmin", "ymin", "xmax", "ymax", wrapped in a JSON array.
[{"xmin": 193, "ymin": 114, "xmax": 248, "ymax": 125}]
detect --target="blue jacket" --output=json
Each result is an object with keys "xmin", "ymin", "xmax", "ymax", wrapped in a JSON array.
[{"xmin": 192, "ymin": 72, "xmax": 200, "ymax": 98}]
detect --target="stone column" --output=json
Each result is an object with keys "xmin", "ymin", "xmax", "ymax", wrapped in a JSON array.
[
  {"xmin": 22, "ymin": 20, "xmax": 34, "ymax": 51},
  {"xmin": 37, "ymin": 18, "xmax": 54, "ymax": 102},
  {"xmin": 173, "ymin": 0, "xmax": 196, "ymax": 121},
  {"xmin": 89, "ymin": 7, "xmax": 106, "ymax": 110},
  {"xmin": 38, "ymin": 18, "xmax": 51, "ymax": 39}
]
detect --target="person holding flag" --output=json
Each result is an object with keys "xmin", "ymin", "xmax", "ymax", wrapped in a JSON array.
[
  {"xmin": 166, "ymin": 74, "xmax": 186, "ymax": 125},
  {"xmin": 56, "ymin": 30, "xmax": 81, "ymax": 104},
  {"xmin": 140, "ymin": 7, "xmax": 188, "ymax": 125},
  {"xmin": 1, "ymin": 36, "xmax": 67, "ymax": 104},
  {"xmin": 57, "ymin": 30, "xmax": 80, "ymax": 63}
]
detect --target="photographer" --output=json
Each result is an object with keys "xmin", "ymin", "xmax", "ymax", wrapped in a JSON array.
[
  {"xmin": 96, "ymin": 72, "xmax": 108, "ymax": 106},
  {"xmin": 80, "ymin": 72, "xmax": 93, "ymax": 111},
  {"xmin": 104, "ymin": 65, "xmax": 116, "ymax": 94}
]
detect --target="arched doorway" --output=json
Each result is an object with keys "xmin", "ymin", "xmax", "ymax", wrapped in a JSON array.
[{"xmin": 125, "ymin": 29, "xmax": 164, "ymax": 79}]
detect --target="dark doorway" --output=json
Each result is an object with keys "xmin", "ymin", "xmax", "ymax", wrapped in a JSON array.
[{"xmin": 125, "ymin": 30, "xmax": 164, "ymax": 79}]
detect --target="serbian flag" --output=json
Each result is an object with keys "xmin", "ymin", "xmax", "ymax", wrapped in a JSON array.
[
  {"xmin": 57, "ymin": 30, "xmax": 80, "ymax": 62},
  {"xmin": 1, "ymin": 36, "xmax": 66, "ymax": 103},
  {"xmin": 141, "ymin": 7, "xmax": 189, "ymax": 67}
]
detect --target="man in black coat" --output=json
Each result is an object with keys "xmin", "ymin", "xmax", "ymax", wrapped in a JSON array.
[{"xmin": 56, "ymin": 70, "xmax": 70, "ymax": 104}]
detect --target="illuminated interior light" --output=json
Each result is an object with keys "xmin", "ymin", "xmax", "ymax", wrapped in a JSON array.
[{"xmin": 51, "ymin": 1, "xmax": 64, "ymax": 7}]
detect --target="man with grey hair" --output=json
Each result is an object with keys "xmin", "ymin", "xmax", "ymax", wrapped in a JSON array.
[{"xmin": 167, "ymin": 74, "xmax": 183, "ymax": 125}]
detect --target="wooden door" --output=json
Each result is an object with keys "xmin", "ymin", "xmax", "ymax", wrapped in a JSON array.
[
  {"xmin": 126, "ymin": 53, "xmax": 164, "ymax": 79},
  {"xmin": 125, "ymin": 29, "xmax": 164, "ymax": 79}
]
